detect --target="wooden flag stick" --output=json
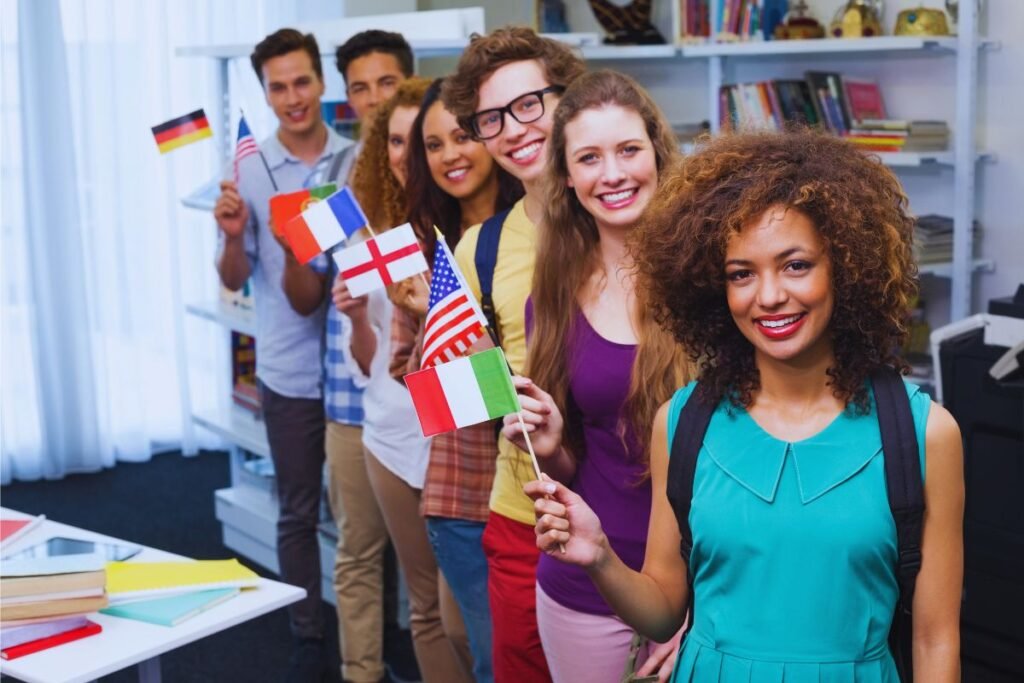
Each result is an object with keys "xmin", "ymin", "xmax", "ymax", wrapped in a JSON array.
[{"xmin": 515, "ymin": 411, "xmax": 566, "ymax": 554}]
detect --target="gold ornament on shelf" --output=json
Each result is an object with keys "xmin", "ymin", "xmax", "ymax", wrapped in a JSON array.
[
  {"xmin": 829, "ymin": 0, "xmax": 884, "ymax": 38},
  {"xmin": 894, "ymin": 6, "xmax": 950, "ymax": 36},
  {"xmin": 773, "ymin": 0, "xmax": 825, "ymax": 40}
]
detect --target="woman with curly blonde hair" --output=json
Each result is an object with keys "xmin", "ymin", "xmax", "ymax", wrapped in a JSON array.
[
  {"xmin": 529, "ymin": 129, "xmax": 963, "ymax": 682},
  {"xmin": 352, "ymin": 77, "xmax": 430, "ymax": 228}
]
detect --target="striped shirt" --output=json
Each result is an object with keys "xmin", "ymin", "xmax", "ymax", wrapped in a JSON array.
[{"xmin": 323, "ymin": 252, "xmax": 364, "ymax": 426}]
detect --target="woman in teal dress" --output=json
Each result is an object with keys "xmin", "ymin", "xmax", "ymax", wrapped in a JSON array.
[{"xmin": 525, "ymin": 129, "xmax": 964, "ymax": 681}]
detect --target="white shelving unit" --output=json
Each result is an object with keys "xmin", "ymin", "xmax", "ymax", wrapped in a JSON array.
[
  {"xmin": 687, "ymin": 1, "xmax": 988, "ymax": 322},
  {"xmin": 176, "ymin": 7, "xmax": 483, "ymax": 575}
]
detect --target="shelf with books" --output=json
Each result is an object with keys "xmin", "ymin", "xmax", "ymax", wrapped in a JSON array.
[
  {"xmin": 192, "ymin": 404, "xmax": 269, "ymax": 459},
  {"xmin": 185, "ymin": 301, "xmax": 256, "ymax": 337},
  {"xmin": 683, "ymin": 35, "xmax": 959, "ymax": 58}
]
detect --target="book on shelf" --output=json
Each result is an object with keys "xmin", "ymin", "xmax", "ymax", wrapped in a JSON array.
[
  {"xmin": 914, "ymin": 214, "xmax": 980, "ymax": 264},
  {"xmin": 231, "ymin": 331, "xmax": 260, "ymax": 414},
  {"xmin": 679, "ymin": 0, "xmax": 711, "ymax": 41},
  {"xmin": 714, "ymin": 0, "xmax": 771, "ymax": 41},
  {"xmin": 100, "ymin": 587, "xmax": 239, "ymax": 627},
  {"xmin": 0, "ymin": 620, "xmax": 102, "ymax": 660},
  {"xmin": 0, "ymin": 615, "xmax": 89, "ymax": 650},
  {"xmin": 842, "ymin": 77, "xmax": 886, "ymax": 122}
]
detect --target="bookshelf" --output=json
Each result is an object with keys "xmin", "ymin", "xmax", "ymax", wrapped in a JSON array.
[{"xmin": 686, "ymin": 1, "xmax": 988, "ymax": 323}]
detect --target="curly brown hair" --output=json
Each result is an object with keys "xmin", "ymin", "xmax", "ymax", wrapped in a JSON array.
[
  {"xmin": 351, "ymin": 77, "xmax": 431, "ymax": 230},
  {"xmin": 631, "ymin": 128, "xmax": 918, "ymax": 412},
  {"xmin": 441, "ymin": 26, "xmax": 586, "ymax": 137}
]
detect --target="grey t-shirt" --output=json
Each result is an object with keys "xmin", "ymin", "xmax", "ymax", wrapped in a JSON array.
[{"xmin": 217, "ymin": 125, "xmax": 352, "ymax": 399}]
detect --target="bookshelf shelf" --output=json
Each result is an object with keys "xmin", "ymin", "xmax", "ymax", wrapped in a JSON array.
[
  {"xmin": 192, "ymin": 405, "xmax": 269, "ymax": 459},
  {"xmin": 918, "ymin": 259, "xmax": 995, "ymax": 279},
  {"xmin": 581, "ymin": 44, "xmax": 679, "ymax": 60},
  {"xmin": 872, "ymin": 151, "xmax": 990, "ymax": 168},
  {"xmin": 186, "ymin": 301, "xmax": 256, "ymax": 337},
  {"xmin": 683, "ymin": 36, "xmax": 958, "ymax": 58}
]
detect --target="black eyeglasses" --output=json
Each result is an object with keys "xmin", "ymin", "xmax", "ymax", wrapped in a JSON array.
[{"xmin": 470, "ymin": 86, "xmax": 565, "ymax": 140}]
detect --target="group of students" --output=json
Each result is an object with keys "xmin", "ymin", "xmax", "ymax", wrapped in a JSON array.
[{"xmin": 214, "ymin": 22, "xmax": 964, "ymax": 683}]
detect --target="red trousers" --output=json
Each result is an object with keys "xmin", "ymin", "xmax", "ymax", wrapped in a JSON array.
[{"xmin": 482, "ymin": 511, "xmax": 553, "ymax": 683}]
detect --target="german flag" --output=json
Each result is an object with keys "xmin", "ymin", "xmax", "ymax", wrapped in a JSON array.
[{"xmin": 152, "ymin": 109, "xmax": 213, "ymax": 154}]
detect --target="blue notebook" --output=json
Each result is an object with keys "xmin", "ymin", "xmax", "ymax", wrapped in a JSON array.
[{"xmin": 100, "ymin": 587, "xmax": 239, "ymax": 626}]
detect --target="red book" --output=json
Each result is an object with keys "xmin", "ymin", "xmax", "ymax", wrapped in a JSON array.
[{"xmin": 0, "ymin": 620, "xmax": 102, "ymax": 660}]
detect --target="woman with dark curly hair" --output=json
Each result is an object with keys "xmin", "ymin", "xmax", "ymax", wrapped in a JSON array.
[{"xmin": 527, "ymin": 129, "xmax": 964, "ymax": 681}]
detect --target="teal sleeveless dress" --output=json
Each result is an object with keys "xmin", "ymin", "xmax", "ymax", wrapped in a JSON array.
[{"xmin": 666, "ymin": 380, "xmax": 930, "ymax": 683}]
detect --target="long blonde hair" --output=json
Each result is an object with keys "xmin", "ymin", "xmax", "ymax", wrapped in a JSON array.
[
  {"xmin": 529, "ymin": 70, "xmax": 692, "ymax": 467},
  {"xmin": 351, "ymin": 77, "xmax": 431, "ymax": 229}
]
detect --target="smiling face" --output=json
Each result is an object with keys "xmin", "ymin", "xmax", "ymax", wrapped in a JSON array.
[
  {"xmin": 475, "ymin": 60, "xmax": 558, "ymax": 185},
  {"xmin": 262, "ymin": 49, "xmax": 325, "ymax": 137},
  {"xmin": 724, "ymin": 206, "xmax": 835, "ymax": 365},
  {"xmin": 423, "ymin": 100, "xmax": 497, "ymax": 200},
  {"xmin": 563, "ymin": 104, "xmax": 657, "ymax": 233},
  {"xmin": 387, "ymin": 105, "xmax": 419, "ymax": 188}
]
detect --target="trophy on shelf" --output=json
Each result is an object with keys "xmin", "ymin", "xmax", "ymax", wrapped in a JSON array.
[
  {"xmin": 894, "ymin": 6, "xmax": 951, "ymax": 36},
  {"xmin": 773, "ymin": 0, "xmax": 826, "ymax": 40},
  {"xmin": 586, "ymin": 0, "xmax": 666, "ymax": 44},
  {"xmin": 829, "ymin": 0, "xmax": 884, "ymax": 37}
]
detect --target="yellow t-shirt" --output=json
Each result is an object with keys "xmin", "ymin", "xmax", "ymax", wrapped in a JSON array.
[{"xmin": 454, "ymin": 198, "xmax": 538, "ymax": 525}]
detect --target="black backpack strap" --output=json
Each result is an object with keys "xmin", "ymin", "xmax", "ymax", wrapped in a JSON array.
[
  {"xmin": 872, "ymin": 367, "xmax": 924, "ymax": 683},
  {"xmin": 665, "ymin": 386, "xmax": 716, "ymax": 633},
  {"xmin": 475, "ymin": 208, "xmax": 511, "ymax": 346}
]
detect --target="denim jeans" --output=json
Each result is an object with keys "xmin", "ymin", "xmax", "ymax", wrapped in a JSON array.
[{"xmin": 425, "ymin": 517, "xmax": 493, "ymax": 683}]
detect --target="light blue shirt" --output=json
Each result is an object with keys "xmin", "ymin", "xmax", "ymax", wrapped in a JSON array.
[{"xmin": 218, "ymin": 125, "xmax": 352, "ymax": 399}]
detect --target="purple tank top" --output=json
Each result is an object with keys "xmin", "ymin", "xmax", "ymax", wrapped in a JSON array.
[{"xmin": 532, "ymin": 305, "xmax": 651, "ymax": 615}]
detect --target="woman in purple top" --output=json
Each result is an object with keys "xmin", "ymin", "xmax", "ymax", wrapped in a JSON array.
[{"xmin": 502, "ymin": 70, "xmax": 693, "ymax": 682}]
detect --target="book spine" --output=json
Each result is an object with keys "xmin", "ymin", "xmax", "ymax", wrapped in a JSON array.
[{"xmin": 1, "ymin": 621, "xmax": 102, "ymax": 660}]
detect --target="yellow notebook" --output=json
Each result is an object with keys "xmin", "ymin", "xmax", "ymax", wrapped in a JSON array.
[{"xmin": 106, "ymin": 559, "xmax": 259, "ymax": 603}]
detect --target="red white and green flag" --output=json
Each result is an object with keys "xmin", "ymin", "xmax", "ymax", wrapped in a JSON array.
[
  {"xmin": 269, "ymin": 184, "xmax": 336, "ymax": 240},
  {"xmin": 404, "ymin": 347, "xmax": 519, "ymax": 437}
]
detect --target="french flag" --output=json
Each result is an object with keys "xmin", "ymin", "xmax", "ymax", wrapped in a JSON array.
[{"xmin": 284, "ymin": 187, "xmax": 368, "ymax": 264}]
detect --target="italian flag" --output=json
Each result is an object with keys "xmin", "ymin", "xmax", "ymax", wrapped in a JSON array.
[{"xmin": 404, "ymin": 347, "xmax": 520, "ymax": 437}]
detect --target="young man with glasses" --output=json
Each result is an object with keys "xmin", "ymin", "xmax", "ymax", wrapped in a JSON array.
[{"xmin": 442, "ymin": 27, "xmax": 586, "ymax": 683}]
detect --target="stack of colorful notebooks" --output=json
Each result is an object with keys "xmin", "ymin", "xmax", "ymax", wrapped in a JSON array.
[
  {"xmin": 0, "ymin": 555, "xmax": 107, "ymax": 660},
  {"xmin": 98, "ymin": 559, "xmax": 259, "ymax": 627}
]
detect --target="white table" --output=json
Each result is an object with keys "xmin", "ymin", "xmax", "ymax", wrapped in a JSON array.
[{"xmin": 0, "ymin": 508, "xmax": 304, "ymax": 683}]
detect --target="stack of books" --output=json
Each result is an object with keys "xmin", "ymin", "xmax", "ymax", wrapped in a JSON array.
[
  {"xmin": 845, "ymin": 119, "xmax": 950, "ymax": 153},
  {"xmin": 914, "ymin": 214, "xmax": 981, "ymax": 264},
  {"xmin": 0, "ymin": 555, "xmax": 107, "ymax": 660},
  {"xmin": 98, "ymin": 559, "xmax": 258, "ymax": 627},
  {"xmin": 231, "ymin": 332, "xmax": 260, "ymax": 414}
]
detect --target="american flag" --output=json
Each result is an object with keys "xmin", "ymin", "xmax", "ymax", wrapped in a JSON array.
[
  {"xmin": 233, "ymin": 116, "xmax": 259, "ymax": 182},
  {"xmin": 421, "ymin": 237, "xmax": 489, "ymax": 368}
]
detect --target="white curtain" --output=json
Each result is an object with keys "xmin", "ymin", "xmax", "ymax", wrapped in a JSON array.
[{"xmin": 0, "ymin": 0, "xmax": 311, "ymax": 483}]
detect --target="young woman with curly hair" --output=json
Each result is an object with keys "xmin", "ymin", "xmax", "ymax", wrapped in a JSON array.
[
  {"xmin": 499, "ymin": 70, "xmax": 692, "ymax": 683},
  {"xmin": 351, "ymin": 77, "xmax": 430, "ymax": 230},
  {"xmin": 528, "ymin": 129, "xmax": 964, "ymax": 682},
  {"xmin": 333, "ymin": 77, "xmax": 476, "ymax": 683}
]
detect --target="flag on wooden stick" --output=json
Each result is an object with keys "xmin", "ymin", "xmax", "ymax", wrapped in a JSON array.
[
  {"xmin": 233, "ymin": 116, "xmax": 260, "ymax": 182},
  {"xmin": 420, "ymin": 235, "xmax": 488, "ymax": 368},
  {"xmin": 404, "ymin": 348, "xmax": 520, "ymax": 437},
  {"xmin": 151, "ymin": 109, "xmax": 212, "ymax": 154},
  {"xmin": 332, "ymin": 224, "xmax": 428, "ymax": 297}
]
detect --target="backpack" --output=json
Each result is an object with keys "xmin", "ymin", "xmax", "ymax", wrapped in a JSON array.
[
  {"xmin": 474, "ymin": 207, "xmax": 512, "ymax": 346},
  {"xmin": 665, "ymin": 368, "xmax": 924, "ymax": 682}
]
